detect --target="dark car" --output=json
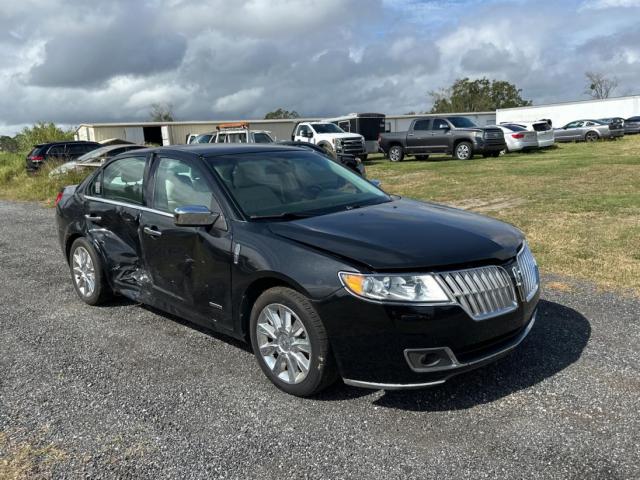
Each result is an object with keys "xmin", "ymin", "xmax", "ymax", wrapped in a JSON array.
[
  {"xmin": 26, "ymin": 141, "xmax": 101, "ymax": 172},
  {"xmin": 278, "ymin": 140, "xmax": 366, "ymax": 177},
  {"xmin": 55, "ymin": 144, "xmax": 539, "ymax": 396},
  {"xmin": 624, "ymin": 116, "xmax": 640, "ymax": 134},
  {"xmin": 597, "ymin": 117, "xmax": 625, "ymax": 139},
  {"xmin": 379, "ymin": 117, "xmax": 506, "ymax": 161}
]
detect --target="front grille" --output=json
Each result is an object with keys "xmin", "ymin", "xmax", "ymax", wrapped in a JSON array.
[
  {"xmin": 515, "ymin": 243, "xmax": 539, "ymax": 302},
  {"xmin": 435, "ymin": 266, "xmax": 517, "ymax": 320},
  {"xmin": 340, "ymin": 138, "xmax": 365, "ymax": 154}
]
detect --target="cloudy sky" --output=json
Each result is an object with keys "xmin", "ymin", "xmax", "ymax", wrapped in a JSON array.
[{"xmin": 1, "ymin": 0, "xmax": 639, "ymax": 135}]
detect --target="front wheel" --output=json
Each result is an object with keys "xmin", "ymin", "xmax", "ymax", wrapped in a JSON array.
[
  {"xmin": 388, "ymin": 145, "xmax": 404, "ymax": 162},
  {"xmin": 454, "ymin": 141, "xmax": 474, "ymax": 160},
  {"xmin": 250, "ymin": 287, "xmax": 337, "ymax": 397}
]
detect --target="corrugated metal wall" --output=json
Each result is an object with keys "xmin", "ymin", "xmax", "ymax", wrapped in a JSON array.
[{"xmin": 496, "ymin": 96, "xmax": 640, "ymax": 127}]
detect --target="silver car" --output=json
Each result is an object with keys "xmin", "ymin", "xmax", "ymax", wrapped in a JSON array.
[{"xmin": 553, "ymin": 120, "xmax": 610, "ymax": 142}]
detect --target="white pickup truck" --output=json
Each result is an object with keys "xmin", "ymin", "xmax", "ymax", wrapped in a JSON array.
[
  {"xmin": 292, "ymin": 121, "xmax": 366, "ymax": 160},
  {"xmin": 187, "ymin": 122, "xmax": 275, "ymax": 144}
]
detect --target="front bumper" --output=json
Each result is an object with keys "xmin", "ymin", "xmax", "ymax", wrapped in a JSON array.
[
  {"xmin": 315, "ymin": 263, "xmax": 539, "ymax": 389},
  {"xmin": 472, "ymin": 138, "xmax": 506, "ymax": 153}
]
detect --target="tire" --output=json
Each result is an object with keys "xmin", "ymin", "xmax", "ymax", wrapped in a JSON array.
[
  {"xmin": 585, "ymin": 131, "xmax": 599, "ymax": 142},
  {"xmin": 250, "ymin": 287, "xmax": 338, "ymax": 397},
  {"xmin": 68, "ymin": 237, "xmax": 112, "ymax": 305},
  {"xmin": 454, "ymin": 141, "xmax": 474, "ymax": 160},
  {"xmin": 319, "ymin": 143, "xmax": 337, "ymax": 160},
  {"xmin": 415, "ymin": 154, "xmax": 430, "ymax": 161},
  {"xmin": 388, "ymin": 145, "xmax": 404, "ymax": 162}
]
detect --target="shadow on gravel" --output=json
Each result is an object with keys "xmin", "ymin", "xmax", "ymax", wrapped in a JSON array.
[{"xmin": 356, "ymin": 299, "xmax": 590, "ymax": 410}]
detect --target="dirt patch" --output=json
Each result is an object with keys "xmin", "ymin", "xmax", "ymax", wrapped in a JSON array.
[
  {"xmin": 0, "ymin": 430, "xmax": 67, "ymax": 480},
  {"xmin": 448, "ymin": 197, "xmax": 527, "ymax": 212}
]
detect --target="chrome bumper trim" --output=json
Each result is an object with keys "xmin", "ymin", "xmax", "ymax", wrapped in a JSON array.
[{"xmin": 342, "ymin": 310, "xmax": 537, "ymax": 390}]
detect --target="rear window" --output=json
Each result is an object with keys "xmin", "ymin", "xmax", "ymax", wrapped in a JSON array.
[
  {"xmin": 503, "ymin": 125, "xmax": 526, "ymax": 132},
  {"xmin": 532, "ymin": 122, "xmax": 551, "ymax": 132},
  {"xmin": 28, "ymin": 147, "xmax": 44, "ymax": 157}
]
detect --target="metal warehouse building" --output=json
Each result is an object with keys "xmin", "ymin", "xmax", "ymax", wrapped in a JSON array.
[
  {"xmin": 496, "ymin": 95, "xmax": 640, "ymax": 127},
  {"xmin": 75, "ymin": 112, "xmax": 497, "ymax": 146}
]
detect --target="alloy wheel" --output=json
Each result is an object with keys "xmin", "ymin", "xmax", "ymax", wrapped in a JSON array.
[
  {"xmin": 456, "ymin": 143, "xmax": 471, "ymax": 159},
  {"xmin": 256, "ymin": 303, "xmax": 311, "ymax": 385},
  {"xmin": 72, "ymin": 246, "xmax": 96, "ymax": 297},
  {"xmin": 389, "ymin": 147, "xmax": 401, "ymax": 161}
]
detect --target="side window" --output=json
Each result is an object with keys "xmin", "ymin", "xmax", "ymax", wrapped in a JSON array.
[
  {"xmin": 432, "ymin": 118, "xmax": 449, "ymax": 130},
  {"xmin": 253, "ymin": 133, "xmax": 272, "ymax": 143},
  {"xmin": 152, "ymin": 157, "xmax": 213, "ymax": 213},
  {"xmin": 102, "ymin": 157, "xmax": 146, "ymax": 205},
  {"xmin": 216, "ymin": 133, "xmax": 227, "ymax": 143},
  {"xmin": 47, "ymin": 145, "xmax": 65, "ymax": 156},
  {"xmin": 68, "ymin": 144, "xmax": 94, "ymax": 155},
  {"xmin": 413, "ymin": 120, "xmax": 430, "ymax": 131},
  {"xmin": 298, "ymin": 125, "xmax": 309, "ymax": 136}
]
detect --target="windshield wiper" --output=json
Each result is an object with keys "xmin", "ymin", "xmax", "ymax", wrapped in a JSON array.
[{"xmin": 249, "ymin": 212, "xmax": 316, "ymax": 220}]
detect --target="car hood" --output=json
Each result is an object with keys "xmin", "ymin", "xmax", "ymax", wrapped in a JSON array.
[
  {"xmin": 268, "ymin": 199, "xmax": 524, "ymax": 271},
  {"xmin": 319, "ymin": 132, "xmax": 363, "ymax": 140}
]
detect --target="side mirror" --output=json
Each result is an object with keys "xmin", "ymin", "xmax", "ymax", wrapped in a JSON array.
[{"xmin": 174, "ymin": 205, "xmax": 219, "ymax": 227}]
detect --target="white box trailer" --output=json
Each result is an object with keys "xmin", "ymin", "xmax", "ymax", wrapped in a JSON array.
[{"xmin": 496, "ymin": 95, "xmax": 640, "ymax": 127}]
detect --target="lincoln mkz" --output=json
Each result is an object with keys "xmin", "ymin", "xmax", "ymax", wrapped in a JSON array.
[{"xmin": 56, "ymin": 144, "xmax": 540, "ymax": 396}]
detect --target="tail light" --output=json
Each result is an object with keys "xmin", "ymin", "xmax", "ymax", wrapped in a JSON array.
[
  {"xmin": 54, "ymin": 191, "xmax": 64, "ymax": 206},
  {"xmin": 30, "ymin": 155, "xmax": 44, "ymax": 162},
  {"xmin": 511, "ymin": 133, "xmax": 525, "ymax": 139}
]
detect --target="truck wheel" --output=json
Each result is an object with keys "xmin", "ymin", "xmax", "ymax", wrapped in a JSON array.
[
  {"xmin": 415, "ymin": 155, "xmax": 429, "ymax": 161},
  {"xmin": 320, "ymin": 143, "xmax": 337, "ymax": 159},
  {"xmin": 388, "ymin": 145, "xmax": 404, "ymax": 162},
  {"xmin": 454, "ymin": 142, "xmax": 473, "ymax": 160}
]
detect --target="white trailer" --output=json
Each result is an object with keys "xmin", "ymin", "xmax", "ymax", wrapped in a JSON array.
[{"xmin": 496, "ymin": 95, "xmax": 640, "ymax": 127}]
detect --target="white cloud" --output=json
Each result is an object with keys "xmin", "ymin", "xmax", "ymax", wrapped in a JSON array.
[{"xmin": 214, "ymin": 88, "xmax": 266, "ymax": 113}]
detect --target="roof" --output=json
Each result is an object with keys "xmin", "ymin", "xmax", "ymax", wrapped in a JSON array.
[
  {"xmin": 139, "ymin": 143, "xmax": 305, "ymax": 157},
  {"xmin": 35, "ymin": 140, "xmax": 99, "ymax": 147}
]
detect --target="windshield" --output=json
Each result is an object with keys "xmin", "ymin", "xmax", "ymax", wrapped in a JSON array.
[
  {"xmin": 209, "ymin": 151, "xmax": 389, "ymax": 219},
  {"xmin": 446, "ymin": 117, "xmax": 478, "ymax": 128},
  {"xmin": 76, "ymin": 146, "xmax": 111, "ymax": 162},
  {"xmin": 310, "ymin": 123, "xmax": 345, "ymax": 134}
]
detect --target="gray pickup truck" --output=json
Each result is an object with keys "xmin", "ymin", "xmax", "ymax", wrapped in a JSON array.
[{"xmin": 379, "ymin": 116, "xmax": 506, "ymax": 161}]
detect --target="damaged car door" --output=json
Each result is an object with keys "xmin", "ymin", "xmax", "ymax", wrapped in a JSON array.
[
  {"xmin": 139, "ymin": 153, "xmax": 233, "ymax": 328},
  {"xmin": 84, "ymin": 155, "xmax": 148, "ymax": 298}
]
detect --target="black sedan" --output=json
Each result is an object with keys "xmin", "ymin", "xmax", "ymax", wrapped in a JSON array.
[{"xmin": 55, "ymin": 144, "xmax": 540, "ymax": 396}]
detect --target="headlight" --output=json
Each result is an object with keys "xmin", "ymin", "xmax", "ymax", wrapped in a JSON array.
[
  {"xmin": 334, "ymin": 138, "xmax": 343, "ymax": 146},
  {"xmin": 339, "ymin": 272, "xmax": 450, "ymax": 303},
  {"xmin": 474, "ymin": 131, "xmax": 484, "ymax": 138}
]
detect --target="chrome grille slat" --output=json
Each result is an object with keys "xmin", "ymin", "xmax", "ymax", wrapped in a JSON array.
[
  {"xmin": 516, "ymin": 243, "xmax": 539, "ymax": 302},
  {"xmin": 436, "ymin": 266, "xmax": 517, "ymax": 320}
]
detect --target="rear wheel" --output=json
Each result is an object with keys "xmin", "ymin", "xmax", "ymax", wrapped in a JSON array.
[
  {"xmin": 69, "ymin": 237, "xmax": 112, "ymax": 305},
  {"xmin": 585, "ymin": 131, "xmax": 599, "ymax": 142},
  {"xmin": 388, "ymin": 145, "xmax": 404, "ymax": 162},
  {"xmin": 454, "ymin": 141, "xmax": 473, "ymax": 160},
  {"xmin": 250, "ymin": 287, "xmax": 337, "ymax": 397}
]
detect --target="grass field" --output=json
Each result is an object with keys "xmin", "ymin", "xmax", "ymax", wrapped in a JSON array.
[
  {"xmin": 1, "ymin": 136, "xmax": 638, "ymax": 293},
  {"xmin": 367, "ymin": 135, "xmax": 640, "ymax": 294}
]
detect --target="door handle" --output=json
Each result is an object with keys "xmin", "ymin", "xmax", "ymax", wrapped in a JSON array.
[
  {"xmin": 84, "ymin": 214, "xmax": 102, "ymax": 221},
  {"xmin": 407, "ymin": 133, "xmax": 415, "ymax": 137},
  {"xmin": 143, "ymin": 226, "xmax": 162, "ymax": 237}
]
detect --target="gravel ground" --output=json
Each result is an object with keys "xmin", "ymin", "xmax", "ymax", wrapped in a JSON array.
[{"xmin": 1, "ymin": 199, "xmax": 639, "ymax": 479}]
